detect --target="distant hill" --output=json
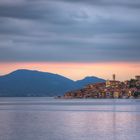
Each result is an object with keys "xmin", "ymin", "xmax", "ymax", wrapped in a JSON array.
[
  {"xmin": 0, "ymin": 69, "xmax": 105, "ymax": 97},
  {"xmin": 76, "ymin": 76, "xmax": 105, "ymax": 88}
]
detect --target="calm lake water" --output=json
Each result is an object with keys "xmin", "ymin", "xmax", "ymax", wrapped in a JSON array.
[{"xmin": 0, "ymin": 98, "xmax": 140, "ymax": 140}]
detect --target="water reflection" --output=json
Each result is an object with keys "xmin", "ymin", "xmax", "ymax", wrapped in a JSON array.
[{"xmin": 0, "ymin": 98, "xmax": 140, "ymax": 140}]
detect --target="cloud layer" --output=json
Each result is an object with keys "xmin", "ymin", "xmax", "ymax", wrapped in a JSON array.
[{"xmin": 0, "ymin": 0, "xmax": 140, "ymax": 62}]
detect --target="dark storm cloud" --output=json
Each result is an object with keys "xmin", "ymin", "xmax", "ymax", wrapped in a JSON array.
[
  {"xmin": 0, "ymin": 0, "xmax": 140, "ymax": 62},
  {"xmin": 60, "ymin": 0, "xmax": 140, "ymax": 9}
]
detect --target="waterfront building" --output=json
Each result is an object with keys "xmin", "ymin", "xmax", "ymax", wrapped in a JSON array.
[
  {"xmin": 135, "ymin": 76, "xmax": 140, "ymax": 81},
  {"xmin": 106, "ymin": 74, "xmax": 121, "ymax": 88},
  {"xmin": 63, "ymin": 74, "xmax": 140, "ymax": 99},
  {"xmin": 106, "ymin": 80, "xmax": 120, "ymax": 88},
  {"xmin": 114, "ymin": 91, "xmax": 119, "ymax": 98}
]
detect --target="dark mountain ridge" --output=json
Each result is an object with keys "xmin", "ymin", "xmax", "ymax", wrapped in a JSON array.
[
  {"xmin": 76, "ymin": 76, "xmax": 106, "ymax": 87},
  {"xmin": 0, "ymin": 69, "xmax": 105, "ymax": 97}
]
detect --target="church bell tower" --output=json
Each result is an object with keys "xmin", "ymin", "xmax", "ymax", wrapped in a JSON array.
[{"xmin": 113, "ymin": 74, "xmax": 116, "ymax": 81}]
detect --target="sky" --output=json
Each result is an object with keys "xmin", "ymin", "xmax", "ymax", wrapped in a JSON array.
[{"xmin": 0, "ymin": 0, "xmax": 140, "ymax": 80}]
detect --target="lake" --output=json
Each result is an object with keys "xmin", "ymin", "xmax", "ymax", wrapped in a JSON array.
[{"xmin": 0, "ymin": 98, "xmax": 140, "ymax": 140}]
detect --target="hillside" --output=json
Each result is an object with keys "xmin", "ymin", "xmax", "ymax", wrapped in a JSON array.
[{"xmin": 0, "ymin": 69, "xmax": 105, "ymax": 97}]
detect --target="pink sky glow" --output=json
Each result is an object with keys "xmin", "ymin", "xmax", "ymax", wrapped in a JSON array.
[{"xmin": 0, "ymin": 62, "xmax": 140, "ymax": 81}]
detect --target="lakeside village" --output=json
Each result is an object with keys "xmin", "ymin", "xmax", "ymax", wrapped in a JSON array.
[{"xmin": 63, "ymin": 75, "xmax": 140, "ymax": 99}]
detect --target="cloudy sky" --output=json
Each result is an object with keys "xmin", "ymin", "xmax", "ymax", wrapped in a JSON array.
[{"xmin": 0, "ymin": 0, "xmax": 140, "ymax": 80}]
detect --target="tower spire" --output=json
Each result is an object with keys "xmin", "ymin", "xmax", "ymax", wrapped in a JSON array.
[{"xmin": 113, "ymin": 74, "xmax": 116, "ymax": 81}]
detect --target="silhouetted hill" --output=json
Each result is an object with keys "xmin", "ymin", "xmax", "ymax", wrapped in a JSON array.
[
  {"xmin": 76, "ymin": 76, "xmax": 105, "ymax": 88},
  {"xmin": 0, "ymin": 69, "xmax": 105, "ymax": 97},
  {"xmin": 0, "ymin": 69, "xmax": 75, "ymax": 97}
]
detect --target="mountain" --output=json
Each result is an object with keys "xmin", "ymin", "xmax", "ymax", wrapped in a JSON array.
[
  {"xmin": 0, "ymin": 69, "xmax": 105, "ymax": 97},
  {"xmin": 76, "ymin": 76, "xmax": 105, "ymax": 88},
  {"xmin": 0, "ymin": 69, "xmax": 75, "ymax": 97}
]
